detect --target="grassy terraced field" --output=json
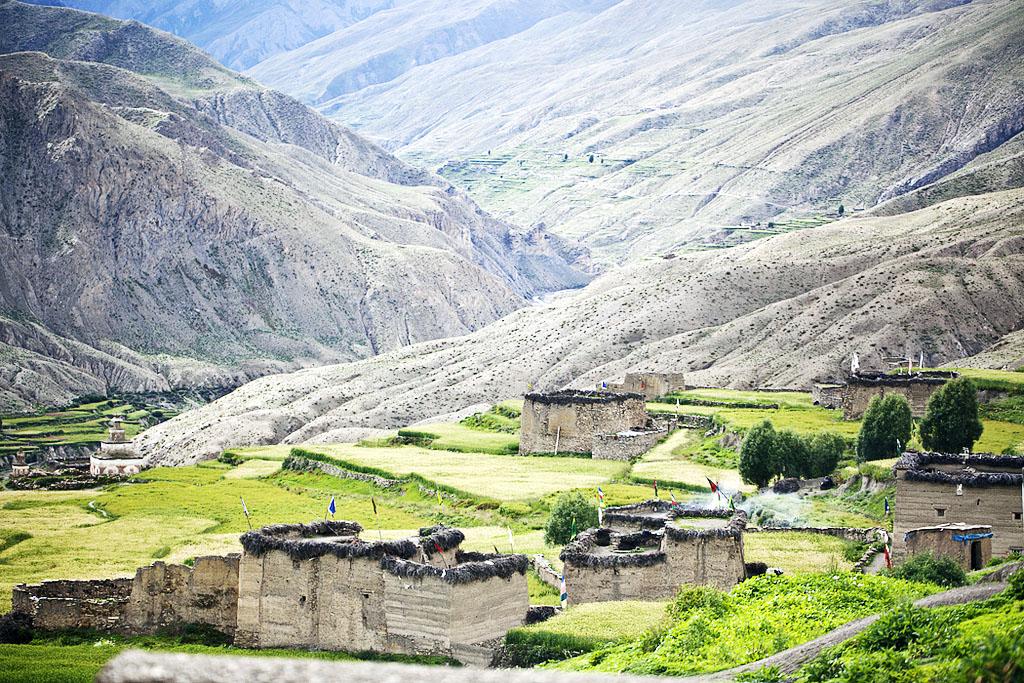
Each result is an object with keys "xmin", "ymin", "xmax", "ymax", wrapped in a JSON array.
[
  {"xmin": 631, "ymin": 430, "xmax": 753, "ymax": 493},
  {"xmin": 299, "ymin": 443, "xmax": 628, "ymax": 501}
]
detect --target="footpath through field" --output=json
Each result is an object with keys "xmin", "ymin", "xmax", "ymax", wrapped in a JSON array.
[{"xmin": 682, "ymin": 582, "xmax": 1008, "ymax": 681}]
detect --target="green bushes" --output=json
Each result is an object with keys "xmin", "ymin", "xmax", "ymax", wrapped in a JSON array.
[
  {"xmin": 882, "ymin": 552, "xmax": 967, "ymax": 588},
  {"xmin": 856, "ymin": 394, "xmax": 912, "ymax": 462},
  {"xmin": 920, "ymin": 377, "xmax": 984, "ymax": 453},
  {"xmin": 739, "ymin": 421, "xmax": 845, "ymax": 487},
  {"xmin": 551, "ymin": 574, "xmax": 936, "ymax": 676},
  {"xmin": 544, "ymin": 492, "xmax": 598, "ymax": 544}
]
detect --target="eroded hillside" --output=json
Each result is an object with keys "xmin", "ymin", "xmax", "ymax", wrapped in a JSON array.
[
  {"xmin": 0, "ymin": 1, "xmax": 588, "ymax": 411},
  {"xmin": 138, "ymin": 188, "xmax": 1024, "ymax": 464}
]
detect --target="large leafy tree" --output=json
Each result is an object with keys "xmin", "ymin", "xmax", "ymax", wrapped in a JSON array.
[
  {"xmin": 806, "ymin": 432, "xmax": 846, "ymax": 478},
  {"xmin": 740, "ymin": 420, "xmax": 778, "ymax": 488},
  {"xmin": 857, "ymin": 394, "xmax": 913, "ymax": 462},
  {"xmin": 775, "ymin": 429, "xmax": 810, "ymax": 479},
  {"xmin": 920, "ymin": 377, "xmax": 984, "ymax": 453}
]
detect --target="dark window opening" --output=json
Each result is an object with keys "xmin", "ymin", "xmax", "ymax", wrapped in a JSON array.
[
  {"xmin": 299, "ymin": 595, "xmax": 306, "ymax": 606},
  {"xmin": 936, "ymin": 508, "xmax": 945, "ymax": 517},
  {"xmin": 1014, "ymin": 512, "xmax": 1022, "ymax": 521}
]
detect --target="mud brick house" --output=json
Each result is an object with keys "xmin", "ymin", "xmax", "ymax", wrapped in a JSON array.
[
  {"xmin": 813, "ymin": 371, "xmax": 956, "ymax": 419},
  {"xmin": 560, "ymin": 501, "xmax": 746, "ymax": 605},
  {"xmin": 234, "ymin": 522, "xmax": 528, "ymax": 665},
  {"xmin": 599, "ymin": 372, "xmax": 687, "ymax": 400},
  {"xmin": 519, "ymin": 390, "xmax": 659, "ymax": 458},
  {"xmin": 894, "ymin": 452, "xmax": 1024, "ymax": 558},
  {"xmin": 903, "ymin": 523, "xmax": 993, "ymax": 571}
]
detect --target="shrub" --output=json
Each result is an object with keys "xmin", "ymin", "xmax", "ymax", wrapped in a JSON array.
[
  {"xmin": 857, "ymin": 394, "xmax": 913, "ymax": 462},
  {"xmin": 0, "ymin": 612, "xmax": 33, "ymax": 644},
  {"xmin": 1006, "ymin": 567, "xmax": 1024, "ymax": 601},
  {"xmin": 544, "ymin": 492, "xmax": 598, "ymax": 545},
  {"xmin": 498, "ymin": 502, "xmax": 531, "ymax": 518},
  {"xmin": 740, "ymin": 420, "xmax": 778, "ymax": 488},
  {"xmin": 920, "ymin": 377, "xmax": 984, "ymax": 453},
  {"xmin": 857, "ymin": 602, "xmax": 932, "ymax": 652},
  {"xmin": 883, "ymin": 553, "xmax": 966, "ymax": 588},
  {"xmin": 807, "ymin": 432, "xmax": 846, "ymax": 478}
]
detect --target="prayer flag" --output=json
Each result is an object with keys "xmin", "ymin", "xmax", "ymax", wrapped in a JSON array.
[
  {"xmin": 560, "ymin": 574, "xmax": 568, "ymax": 609},
  {"xmin": 653, "ymin": 480, "xmax": 659, "ymax": 499},
  {"xmin": 240, "ymin": 497, "xmax": 249, "ymax": 517},
  {"xmin": 597, "ymin": 486, "xmax": 605, "ymax": 505},
  {"xmin": 884, "ymin": 497, "xmax": 890, "ymax": 516},
  {"xmin": 507, "ymin": 526, "xmax": 515, "ymax": 553},
  {"xmin": 327, "ymin": 496, "xmax": 336, "ymax": 517},
  {"xmin": 706, "ymin": 477, "xmax": 719, "ymax": 496},
  {"xmin": 883, "ymin": 544, "xmax": 893, "ymax": 569}
]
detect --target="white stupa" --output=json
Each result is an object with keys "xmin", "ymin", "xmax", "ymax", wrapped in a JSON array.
[{"xmin": 90, "ymin": 416, "xmax": 144, "ymax": 477}]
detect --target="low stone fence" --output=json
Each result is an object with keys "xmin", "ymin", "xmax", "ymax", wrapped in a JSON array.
[
  {"xmin": 530, "ymin": 555, "xmax": 562, "ymax": 590},
  {"xmin": 746, "ymin": 526, "xmax": 885, "ymax": 543},
  {"xmin": 649, "ymin": 413, "xmax": 714, "ymax": 431},
  {"xmin": 592, "ymin": 429, "xmax": 666, "ymax": 460},
  {"xmin": 13, "ymin": 578, "xmax": 132, "ymax": 632}
]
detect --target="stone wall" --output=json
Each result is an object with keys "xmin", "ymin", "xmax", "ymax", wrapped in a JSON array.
[
  {"xmin": 663, "ymin": 527, "xmax": 746, "ymax": 591},
  {"xmin": 835, "ymin": 373, "xmax": 953, "ymax": 419},
  {"xmin": 12, "ymin": 578, "xmax": 132, "ymax": 632},
  {"xmin": 13, "ymin": 557, "xmax": 239, "ymax": 636},
  {"xmin": 904, "ymin": 525, "xmax": 993, "ymax": 571},
  {"xmin": 519, "ymin": 391, "xmax": 648, "ymax": 456},
  {"xmin": 592, "ymin": 429, "xmax": 666, "ymax": 460},
  {"xmin": 125, "ymin": 556, "xmax": 239, "ymax": 637},
  {"xmin": 90, "ymin": 454, "xmax": 145, "ymax": 477},
  {"xmin": 602, "ymin": 373, "xmax": 687, "ymax": 400}
]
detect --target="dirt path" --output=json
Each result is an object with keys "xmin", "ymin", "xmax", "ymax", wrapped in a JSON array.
[{"xmin": 680, "ymin": 582, "xmax": 1006, "ymax": 682}]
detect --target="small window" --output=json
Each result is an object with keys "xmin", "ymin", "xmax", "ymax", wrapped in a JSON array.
[
  {"xmin": 977, "ymin": 498, "xmax": 982, "ymax": 506},
  {"xmin": 1014, "ymin": 512, "xmax": 1022, "ymax": 521},
  {"xmin": 936, "ymin": 508, "xmax": 945, "ymax": 518}
]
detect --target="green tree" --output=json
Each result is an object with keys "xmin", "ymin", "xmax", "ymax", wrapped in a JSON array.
[
  {"xmin": 544, "ymin": 491, "xmax": 598, "ymax": 545},
  {"xmin": 857, "ymin": 394, "xmax": 913, "ymax": 462},
  {"xmin": 807, "ymin": 432, "xmax": 846, "ymax": 478},
  {"xmin": 775, "ymin": 429, "xmax": 810, "ymax": 479},
  {"xmin": 920, "ymin": 377, "xmax": 984, "ymax": 453},
  {"xmin": 740, "ymin": 420, "xmax": 778, "ymax": 488}
]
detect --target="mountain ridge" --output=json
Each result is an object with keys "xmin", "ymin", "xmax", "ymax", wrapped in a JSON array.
[{"xmin": 0, "ymin": 1, "xmax": 588, "ymax": 411}]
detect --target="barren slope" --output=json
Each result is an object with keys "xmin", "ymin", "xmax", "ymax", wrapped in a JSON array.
[
  {"xmin": 248, "ymin": 0, "xmax": 1024, "ymax": 266},
  {"xmin": 138, "ymin": 188, "xmax": 1024, "ymax": 464},
  {"xmin": 0, "ymin": 1, "xmax": 588, "ymax": 410}
]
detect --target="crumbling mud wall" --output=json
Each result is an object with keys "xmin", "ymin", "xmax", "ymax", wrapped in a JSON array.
[
  {"xmin": 13, "ymin": 557, "xmax": 240, "ymax": 636},
  {"xmin": 894, "ymin": 452, "xmax": 1024, "ymax": 557},
  {"xmin": 520, "ymin": 391, "xmax": 647, "ymax": 456},
  {"xmin": 125, "ymin": 556, "xmax": 239, "ymax": 637},
  {"xmin": 837, "ymin": 373, "xmax": 953, "ymax": 419},
  {"xmin": 12, "ymin": 578, "xmax": 132, "ymax": 632}
]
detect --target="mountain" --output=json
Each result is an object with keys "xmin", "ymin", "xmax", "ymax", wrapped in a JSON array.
[
  {"xmin": 0, "ymin": 0, "xmax": 588, "ymax": 411},
  {"xmin": 138, "ymin": 187, "xmax": 1024, "ymax": 464},
  {"xmin": 243, "ymin": 0, "xmax": 1023, "ymax": 266},
  {"xmin": 22, "ymin": 0, "xmax": 409, "ymax": 71}
]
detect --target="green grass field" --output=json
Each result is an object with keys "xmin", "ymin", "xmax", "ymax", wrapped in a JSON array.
[
  {"xmin": 631, "ymin": 430, "xmax": 753, "ymax": 493},
  {"xmin": 397, "ymin": 422, "xmax": 520, "ymax": 454},
  {"xmin": 744, "ymin": 531, "xmax": 855, "ymax": 574},
  {"xmin": 300, "ymin": 443, "xmax": 627, "ymax": 501}
]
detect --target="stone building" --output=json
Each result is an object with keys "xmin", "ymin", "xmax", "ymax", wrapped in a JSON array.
[
  {"xmin": 813, "ymin": 371, "xmax": 956, "ymax": 419},
  {"xmin": 519, "ymin": 390, "xmax": 653, "ymax": 457},
  {"xmin": 894, "ymin": 452, "xmax": 1024, "ymax": 558},
  {"xmin": 903, "ymin": 523, "xmax": 993, "ymax": 571},
  {"xmin": 12, "ymin": 555, "xmax": 239, "ymax": 635},
  {"xmin": 90, "ymin": 416, "xmax": 145, "ymax": 477},
  {"xmin": 235, "ymin": 521, "xmax": 528, "ymax": 665},
  {"xmin": 560, "ymin": 501, "xmax": 746, "ymax": 605},
  {"xmin": 599, "ymin": 372, "xmax": 687, "ymax": 400}
]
